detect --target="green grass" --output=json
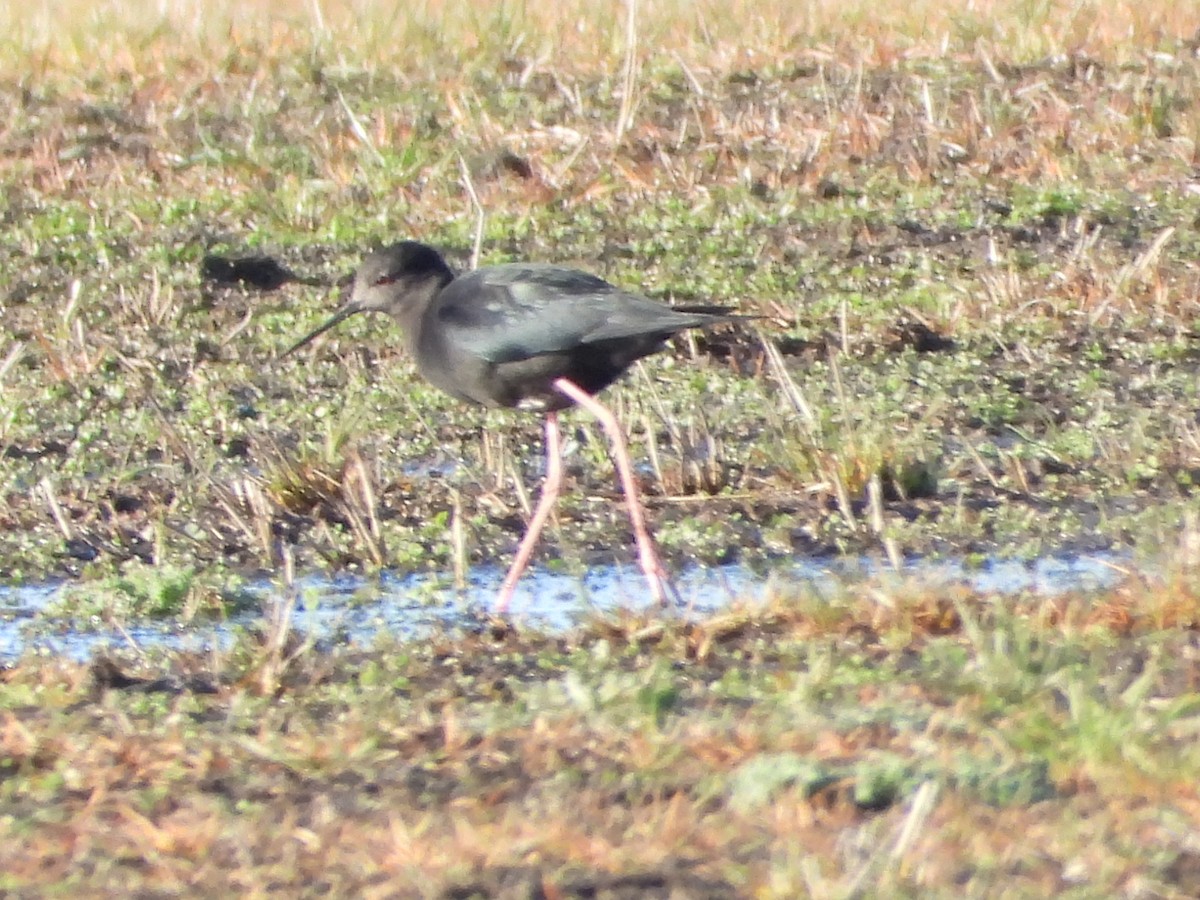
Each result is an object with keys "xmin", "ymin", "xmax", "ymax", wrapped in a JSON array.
[
  {"xmin": 2, "ymin": 0, "xmax": 1200, "ymax": 893},
  {"xmin": 6, "ymin": 586, "xmax": 1200, "ymax": 894}
]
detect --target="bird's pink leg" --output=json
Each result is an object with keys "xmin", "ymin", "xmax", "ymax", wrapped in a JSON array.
[
  {"xmin": 552, "ymin": 377, "xmax": 680, "ymax": 607},
  {"xmin": 495, "ymin": 412, "xmax": 563, "ymax": 614}
]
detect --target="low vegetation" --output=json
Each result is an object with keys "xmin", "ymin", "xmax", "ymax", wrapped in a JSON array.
[{"xmin": 2, "ymin": 0, "xmax": 1199, "ymax": 894}]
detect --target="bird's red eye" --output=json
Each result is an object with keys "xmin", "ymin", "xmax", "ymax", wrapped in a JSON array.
[{"xmin": 375, "ymin": 273, "xmax": 399, "ymax": 286}]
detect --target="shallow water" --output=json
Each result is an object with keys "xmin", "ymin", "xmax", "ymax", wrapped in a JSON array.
[{"xmin": 0, "ymin": 553, "xmax": 1127, "ymax": 662}]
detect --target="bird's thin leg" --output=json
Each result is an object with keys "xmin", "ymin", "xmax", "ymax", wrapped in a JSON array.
[
  {"xmin": 495, "ymin": 412, "xmax": 563, "ymax": 615},
  {"xmin": 553, "ymin": 377, "xmax": 680, "ymax": 607}
]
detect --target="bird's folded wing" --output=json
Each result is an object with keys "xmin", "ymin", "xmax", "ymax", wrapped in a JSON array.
[{"xmin": 436, "ymin": 268, "xmax": 714, "ymax": 363}]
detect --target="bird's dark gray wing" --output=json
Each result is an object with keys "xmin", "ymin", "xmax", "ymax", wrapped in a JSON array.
[{"xmin": 433, "ymin": 264, "xmax": 725, "ymax": 363}]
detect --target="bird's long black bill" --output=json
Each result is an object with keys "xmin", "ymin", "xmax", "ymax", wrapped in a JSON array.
[{"xmin": 281, "ymin": 302, "xmax": 364, "ymax": 358}]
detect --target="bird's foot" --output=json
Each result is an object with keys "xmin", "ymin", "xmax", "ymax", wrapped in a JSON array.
[
  {"xmin": 639, "ymin": 550, "xmax": 682, "ymax": 608},
  {"xmin": 494, "ymin": 578, "xmax": 519, "ymax": 617}
]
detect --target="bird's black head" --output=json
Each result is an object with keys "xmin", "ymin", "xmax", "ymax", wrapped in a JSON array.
[
  {"xmin": 351, "ymin": 241, "xmax": 456, "ymax": 315},
  {"xmin": 282, "ymin": 241, "xmax": 455, "ymax": 358}
]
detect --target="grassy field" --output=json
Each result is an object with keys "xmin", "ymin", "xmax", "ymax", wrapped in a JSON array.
[{"xmin": 3, "ymin": 0, "xmax": 1200, "ymax": 895}]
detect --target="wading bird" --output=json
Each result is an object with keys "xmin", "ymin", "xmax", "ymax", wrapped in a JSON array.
[{"xmin": 285, "ymin": 241, "xmax": 747, "ymax": 613}]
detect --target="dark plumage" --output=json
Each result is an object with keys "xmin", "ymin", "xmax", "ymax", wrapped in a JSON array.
[
  {"xmin": 285, "ymin": 241, "xmax": 750, "ymax": 612},
  {"xmin": 287, "ymin": 241, "xmax": 739, "ymax": 409}
]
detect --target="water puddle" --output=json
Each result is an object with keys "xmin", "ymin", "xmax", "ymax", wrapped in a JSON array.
[{"xmin": 0, "ymin": 553, "xmax": 1127, "ymax": 662}]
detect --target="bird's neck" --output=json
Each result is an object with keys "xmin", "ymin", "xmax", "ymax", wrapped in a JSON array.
[{"xmin": 398, "ymin": 272, "xmax": 453, "ymax": 354}]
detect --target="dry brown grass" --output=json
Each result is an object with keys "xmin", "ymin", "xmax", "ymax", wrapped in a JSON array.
[
  {"xmin": 3, "ymin": 0, "xmax": 1197, "ymax": 80},
  {"xmin": 6, "ymin": 576, "xmax": 1200, "ymax": 895},
  {"xmin": 2, "ymin": 0, "xmax": 1197, "ymax": 580},
  {"xmin": 3, "ymin": 7, "xmax": 1200, "ymax": 891}
]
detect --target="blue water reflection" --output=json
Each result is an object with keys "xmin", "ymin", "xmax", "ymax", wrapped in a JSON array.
[{"xmin": 0, "ymin": 553, "xmax": 1127, "ymax": 662}]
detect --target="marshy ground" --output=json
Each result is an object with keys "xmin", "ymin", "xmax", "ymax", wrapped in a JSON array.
[{"xmin": 2, "ymin": 1, "xmax": 1200, "ymax": 895}]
